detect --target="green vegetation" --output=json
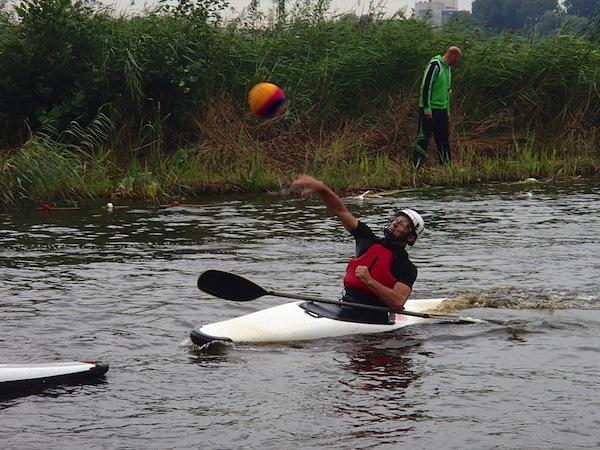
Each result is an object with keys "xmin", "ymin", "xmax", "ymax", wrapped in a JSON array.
[
  {"xmin": 472, "ymin": 0, "xmax": 558, "ymax": 31},
  {"xmin": 1, "ymin": 0, "xmax": 599, "ymax": 209}
]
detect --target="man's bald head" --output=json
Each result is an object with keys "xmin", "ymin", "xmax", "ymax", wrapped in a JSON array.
[{"xmin": 444, "ymin": 46, "xmax": 462, "ymax": 66}]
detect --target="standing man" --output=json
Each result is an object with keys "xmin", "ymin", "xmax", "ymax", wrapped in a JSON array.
[
  {"xmin": 292, "ymin": 174, "xmax": 425, "ymax": 324},
  {"xmin": 413, "ymin": 46, "xmax": 462, "ymax": 169}
]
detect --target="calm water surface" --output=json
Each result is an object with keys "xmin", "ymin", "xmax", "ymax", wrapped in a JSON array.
[{"xmin": 1, "ymin": 180, "xmax": 599, "ymax": 449}]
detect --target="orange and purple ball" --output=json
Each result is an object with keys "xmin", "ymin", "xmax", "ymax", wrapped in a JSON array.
[{"xmin": 247, "ymin": 82, "xmax": 286, "ymax": 118}]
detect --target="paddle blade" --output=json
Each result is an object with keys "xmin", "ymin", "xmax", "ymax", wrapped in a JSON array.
[{"xmin": 197, "ymin": 270, "xmax": 268, "ymax": 301}]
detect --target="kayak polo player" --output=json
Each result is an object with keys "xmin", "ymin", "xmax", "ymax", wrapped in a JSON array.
[{"xmin": 292, "ymin": 175, "xmax": 424, "ymax": 323}]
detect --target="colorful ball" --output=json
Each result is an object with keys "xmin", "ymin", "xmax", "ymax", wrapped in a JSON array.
[{"xmin": 247, "ymin": 82, "xmax": 286, "ymax": 118}]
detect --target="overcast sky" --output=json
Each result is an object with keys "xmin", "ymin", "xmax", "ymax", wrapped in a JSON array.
[{"xmin": 108, "ymin": 0, "xmax": 473, "ymax": 16}]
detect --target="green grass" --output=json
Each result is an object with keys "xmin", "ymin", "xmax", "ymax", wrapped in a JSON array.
[{"xmin": 3, "ymin": 130, "xmax": 598, "ymax": 210}]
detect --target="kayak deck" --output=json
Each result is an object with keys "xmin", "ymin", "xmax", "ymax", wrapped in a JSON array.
[
  {"xmin": 0, "ymin": 360, "xmax": 109, "ymax": 395},
  {"xmin": 190, "ymin": 298, "xmax": 447, "ymax": 346}
]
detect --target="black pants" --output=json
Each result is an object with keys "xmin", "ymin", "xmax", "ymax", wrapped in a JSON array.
[{"xmin": 413, "ymin": 108, "xmax": 451, "ymax": 168}]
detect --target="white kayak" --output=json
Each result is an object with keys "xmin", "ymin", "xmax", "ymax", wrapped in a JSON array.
[
  {"xmin": 0, "ymin": 360, "xmax": 109, "ymax": 395},
  {"xmin": 190, "ymin": 298, "xmax": 448, "ymax": 346}
]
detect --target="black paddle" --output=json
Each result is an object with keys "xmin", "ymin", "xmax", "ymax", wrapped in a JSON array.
[{"xmin": 197, "ymin": 270, "xmax": 487, "ymax": 324}]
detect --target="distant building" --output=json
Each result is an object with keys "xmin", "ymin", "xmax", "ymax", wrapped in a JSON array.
[{"xmin": 415, "ymin": 0, "xmax": 461, "ymax": 26}]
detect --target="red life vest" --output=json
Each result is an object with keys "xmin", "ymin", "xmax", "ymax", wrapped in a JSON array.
[{"xmin": 343, "ymin": 243, "xmax": 397, "ymax": 297}]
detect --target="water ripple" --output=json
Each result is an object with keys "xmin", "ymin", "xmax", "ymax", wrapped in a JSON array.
[{"xmin": 2, "ymin": 181, "xmax": 600, "ymax": 449}]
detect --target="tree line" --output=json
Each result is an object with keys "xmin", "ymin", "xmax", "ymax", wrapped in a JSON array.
[{"xmin": 470, "ymin": 0, "xmax": 599, "ymax": 34}]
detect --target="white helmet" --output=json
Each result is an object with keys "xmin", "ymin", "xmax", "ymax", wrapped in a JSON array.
[
  {"xmin": 383, "ymin": 208, "xmax": 425, "ymax": 245},
  {"xmin": 400, "ymin": 208, "xmax": 425, "ymax": 241}
]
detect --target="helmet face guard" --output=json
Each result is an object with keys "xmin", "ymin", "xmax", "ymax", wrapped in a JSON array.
[{"xmin": 383, "ymin": 209, "xmax": 425, "ymax": 245}]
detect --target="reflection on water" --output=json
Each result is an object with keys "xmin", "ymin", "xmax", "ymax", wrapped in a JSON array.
[
  {"xmin": 341, "ymin": 335, "xmax": 420, "ymax": 391},
  {"xmin": 1, "ymin": 180, "xmax": 600, "ymax": 449},
  {"xmin": 334, "ymin": 334, "xmax": 424, "ymax": 441}
]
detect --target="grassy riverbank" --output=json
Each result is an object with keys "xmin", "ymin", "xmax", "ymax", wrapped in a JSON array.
[
  {"xmin": 1, "ymin": 0, "xmax": 599, "ymax": 209},
  {"xmin": 1, "ymin": 123, "xmax": 597, "ymax": 209}
]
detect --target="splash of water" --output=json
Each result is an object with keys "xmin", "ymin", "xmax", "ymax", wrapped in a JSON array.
[{"xmin": 433, "ymin": 287, "xmax": 597, "ymax": 312}]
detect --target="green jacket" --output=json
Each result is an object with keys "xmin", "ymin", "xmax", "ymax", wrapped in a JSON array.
[{"xmin": 418, "ymin": 54, "xmax": 452, "ymax": 114}]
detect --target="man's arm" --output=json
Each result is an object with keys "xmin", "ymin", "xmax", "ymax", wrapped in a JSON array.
[
  {"xmin": 355, "ymin": 266, "xmax": 412, "ymax": 311},
  {"xmin": 292, "ymin": 174, "xmax": 358, "ymax": 232},
  {"xmin": 421, "ymin": 60, "xmax": 440, "ymax": 118}
]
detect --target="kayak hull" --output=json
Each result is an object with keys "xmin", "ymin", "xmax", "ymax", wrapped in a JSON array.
[
  {"xmin": 190, "ymin": 298, "xmax": 447, "ymax": 346},
  {"xmin": 0, "ymin": 360, "xmax": 109, "ymax": 395}
]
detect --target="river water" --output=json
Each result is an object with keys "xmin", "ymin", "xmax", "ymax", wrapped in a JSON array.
[{"xmin": 1, "ymin": 180, "xmax": 599, "ymax": 449}]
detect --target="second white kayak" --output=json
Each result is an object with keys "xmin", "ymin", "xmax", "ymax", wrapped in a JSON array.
[{"xmin": 0, "ymin": 360, "xmax": 109, "ymax": 395}]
